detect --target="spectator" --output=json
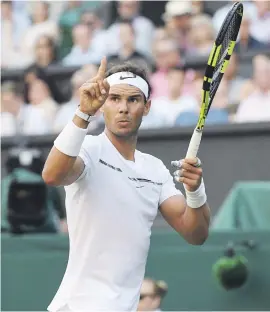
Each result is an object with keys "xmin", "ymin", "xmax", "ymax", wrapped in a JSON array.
[
  {"xmin": 175, "ymin": 78, "xmax": 229, "ymax": 127},
  {"xmin": 62, "ymin": 23, "xmax": 102, "ymax": 66},
  {"xmin": 1, "ymin": 81, "xmax": 49, "ymax": 137},
  {"xmin": 107, "ymin": 0, "xmax": 155, "ymax": 56},
  {"xmin": 162, "ymin": 1, "xmax": 193, "ymax": 53},
  {"xmin": 235, "ymin": 55, "xmax": 270, "ymax": 123},
  {"xmin": 250, "ymin": 0, "xmax": 270, "ymax": 44},
  {"xmin": 80, "ymin": 10, "xmax": 108, "ymax": 57},
  {"xmin": 212, "ymin": 0, "xmax": 256, "ymax": 34},
  {"xmin": 28, "ymin": 79, "xmax": 59, "ymax": 127},
  {"xmin": 107, "ymin": 21, "xmax": 150, "ymax": 69},
  {"xmin": 20, "ymin": 2, "xmax": 59, "ymax": 66},
  {"xmin": 234, "ymin": 13, "xmax": 269, "ymax": 53},
  {"xmin": 54, "ymin": 65, "xmax": 100, "ymax": 133},
  {"xmin": 151, "ymin": 39, "xmax": 181, "ymax": 99},
  {"xmin": 223, "ymin": 53, "xmax": 246, "ymax": 106},
  {"xmin": 188, "ymin": 14, "xmax": 215, "ymax": 56},
  {"xmin": 1, "ymin": 0, "xmax": 30, "ymax": 69},
  {"xmin": 150, "ymin": 66, "xmax": 198, "ymax": 127},
  {"xmin": 23, "ymin": 65, "xmax": 64, "ymax": 104},
  {"xmin": 137, "ymin": 278, "xmax": 168, "ymax": 311},
  {"xmin": 33, "ymin": 35, "xmax": 58, "ymax": 68},
  {"xmin": 57, "ymin": 1, "xmax": 84, "ymax": 58}
]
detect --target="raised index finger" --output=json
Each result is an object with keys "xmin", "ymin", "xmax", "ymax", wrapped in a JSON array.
[{"xmin": 97, "ymin": 57, "xmax": 107, "ymax": 79}]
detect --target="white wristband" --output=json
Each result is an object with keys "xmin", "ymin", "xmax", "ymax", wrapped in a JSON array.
[
  {"xmin": 185, "ymin": 179, "xmax": 207, "ymax": 209},
  {"xmin": 54, "ymin": 121, "xmax": 88, "ymax": 157}
]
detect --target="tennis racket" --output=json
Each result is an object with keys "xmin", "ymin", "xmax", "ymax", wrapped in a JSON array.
[{"xmin": 186, "ymin": 2, "xmax": 243, "ymax": 159}]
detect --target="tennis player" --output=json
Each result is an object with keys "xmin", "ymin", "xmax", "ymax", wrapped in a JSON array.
[{"xmin": 43, "ymin": 57, "xmax": 210, "ymax": 312}]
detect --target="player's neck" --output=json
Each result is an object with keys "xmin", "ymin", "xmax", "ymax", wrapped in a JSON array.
[{"xmin": 105, "ymin": 129, "xmax": 137, "ymax": 162}]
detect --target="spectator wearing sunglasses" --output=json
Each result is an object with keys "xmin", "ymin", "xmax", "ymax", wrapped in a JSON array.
[{"xmin": 137, "ymin": 278, "xmax": 168, "ymax": 311}]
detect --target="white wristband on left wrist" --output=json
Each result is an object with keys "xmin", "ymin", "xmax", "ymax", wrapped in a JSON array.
[{"xmin": 185, "ymin": 179, "xmax": 207, "ymax": 209}]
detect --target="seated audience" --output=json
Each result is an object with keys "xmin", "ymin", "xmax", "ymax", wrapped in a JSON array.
[
  {"xmin": 33, "ymin": 35, "xmax": 59, "ymax": 68},
  {"xmin": 175, "ymin": 78, "xmax": 229, "ymax": 126},
  {"xmin": 107, "ymin": 0, "xmax": 155, "ymax": 56},
  {"xmin": 28, "ymin": 79, "xmax": 59, "ymax": 127},
  {"xmin": 162, "ymin": 1, "xmax": 193, "ymax": 54},
  {"xmin": 62, "ymin": 23, "xmax": 102, "ymax": 66},
  {"xmin": 234, "ymin": 12, "xmax": 269, "ymax": 53},
  {"xmin": 20, "ymin": 2, "xmax": 59, "ymax": 66},
  {"xmin": 107, "ymin": 21, "xmax": 150, "ymax": 70},
  {"xmin": 250, "ymin": 0, "xmax": 270, "ymax": 45},
  {"xmin": 235, "ymin": 55, "xmax": 270, "ymax": 123},
  {"xmin": 57, "ymin": 1, "xmax": 84, "ymax": 58},
  {"xmin": 1, "ymin": 81, "xmax": 49, "ymax": 136},
  {"xmin": 80, "ymin": 10, "xmax": 108, "ymax": 58},
  {"xmin": 1, "ymin": 0, "xmax": 30, "ymax": 69},
  {"xmin": 151, "ymin": 39, "xmax": 182, "ymax": 99},
  {"xmin": 212, "ymin": 0, "xmax": 256, "ymax": 34},
  {"xmin": 223, "ymin": 53, "xmax": 246, "ymax": 107},
  {"xmin": 188, "ymin": 14, "xmax": 215, "ymax": 56},
  {"xmin": 148, "ymin": 66, "xmax": 198, "ymax": 127}
]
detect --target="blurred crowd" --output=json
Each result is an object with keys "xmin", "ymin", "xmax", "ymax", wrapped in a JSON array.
[{"xmin": 1, "ymin": 0, "xmax": 270, "ymax": 137}]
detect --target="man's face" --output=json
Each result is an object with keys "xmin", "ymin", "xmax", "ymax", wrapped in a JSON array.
[
  {"xmin": 154, "ymin": 42, "xmax": 180, "ymax": 70},
  {"xmin": 73, "ymin": 25, "xmax": 91, "ymax": 50},
  {"xmin": 119, "ymin": 24, "xmax": 134, "ymax": 48},
  {"xmin": 102, "ymin": 84, "xmax": 150, "ymax": 138},
  {"xmin": 118, "ymin": 1, "xmax": 138, "ymax": 19}
]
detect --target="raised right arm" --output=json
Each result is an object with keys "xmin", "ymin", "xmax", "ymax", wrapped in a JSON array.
[
  {"xmin": 42, "ymin": 57, "xmax": 110, "ymax": 187},
  {"xmin": 42, "ymin": 116, "xmax": 88, "ymax": 186}
]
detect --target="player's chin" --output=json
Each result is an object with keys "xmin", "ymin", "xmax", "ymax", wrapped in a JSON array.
[{"xmin": 114, "ymin": 123, "xmax": 138, "ymax": 137}]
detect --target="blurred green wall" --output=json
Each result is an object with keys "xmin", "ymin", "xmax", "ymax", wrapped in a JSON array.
[{"xmin": 2, "ymin": 230, "xmax": 270, "ymax": 311}]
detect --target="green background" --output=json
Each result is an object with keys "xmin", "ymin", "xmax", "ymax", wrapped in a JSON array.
[{"xmin": 2, "ymin": 230, "xmax": 270, "ymax": 311}]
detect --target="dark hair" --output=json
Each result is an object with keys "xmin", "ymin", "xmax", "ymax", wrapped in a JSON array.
[{"xmin": 105, "ymin": 62, "xmax": 152, "ymax": 101}]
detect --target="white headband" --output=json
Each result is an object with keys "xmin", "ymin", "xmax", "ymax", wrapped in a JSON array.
[{"xmin": 106, "ymin": 72, "xmax": 149, "ymax": 99}]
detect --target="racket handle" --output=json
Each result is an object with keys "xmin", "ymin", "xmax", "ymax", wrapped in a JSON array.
[{"xmin": 186, "ymin": 129, "xmax": 203, "ymax": 158}]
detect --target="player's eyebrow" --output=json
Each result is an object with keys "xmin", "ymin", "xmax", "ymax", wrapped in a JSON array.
[{"xmin": 109, "ymin": 93, "xmax": 143, "ymax": 98}]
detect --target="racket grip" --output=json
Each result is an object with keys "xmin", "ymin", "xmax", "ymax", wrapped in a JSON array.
[{"xmin": 186, "ymin": 130, "xmax": 202, "ymax": 158}]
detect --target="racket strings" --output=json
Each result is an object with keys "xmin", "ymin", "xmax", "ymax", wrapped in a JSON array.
[{"xmin": 210, "ymin": 13, "xmax": 238, "ymax": 101}]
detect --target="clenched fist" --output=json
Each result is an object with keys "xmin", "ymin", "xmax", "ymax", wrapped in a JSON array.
[
  {"xmin": 172, "ymin": 157, "xmax": 203, "ymax": 192},
  {"xmin": 79, "ymin": 57, "xmax": 110, "ymax": 115}
]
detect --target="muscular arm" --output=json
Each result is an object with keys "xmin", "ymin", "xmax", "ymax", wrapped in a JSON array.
[
  {"xmin": 159, "ymin": 196, "xmax": 210, "ymax": 245},
  {"xmin": 42, "ymin": 116, "xmax": 88, "ymax": 186},
  {"xmin": 42, "ymin": 57, "xmax": 109, "ymax": 187}
]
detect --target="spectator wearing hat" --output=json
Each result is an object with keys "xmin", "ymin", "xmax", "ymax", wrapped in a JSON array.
[{"xmin": 162, "ymin": 1, "xmax": 193, "ymax": 53}]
